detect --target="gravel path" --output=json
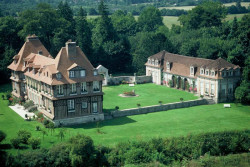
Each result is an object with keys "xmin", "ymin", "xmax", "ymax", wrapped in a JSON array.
[{"xmin": 9, "ymin": 104, "xmax": 35, "ymax": 119}]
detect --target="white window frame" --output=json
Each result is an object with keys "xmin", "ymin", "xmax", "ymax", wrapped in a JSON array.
[
  {"xmin": 190, "ymin": 66, "xmax": 194, "ymax": 75},
  {"xmin": 69, "ymin": 71, "xmax": 75, "ymax": 78},
  {"xmin": 211, "ymin": 84, "xmax": 215, "ymax": 94},
  {"xmin": 82, "ymin": 101, "xmax": 87, "ymax": 109},
  {"xmin": 200, "ymin": 68, "xmax": 204, "ymax": 75},
  {"xmin": 67, "ymin": 99, "xmax": 75, "ymax": 112},
  {"xmin": 205, "ymin": 69, "xmax": 209, "ymax": 76},
  {"xmin": 211, "ymin": 70, "xmax": 215, "ymax": 77},
  {"xmin": 93, "ymin": 81, "xmax": 100, "ymax": 92},
  {"xmin": 57, "ymin": 85, "xmax": 64, "ymax": 96},
  {"xmin": 71, "ymin": 83, "xmax": 76, "ymax": 94},
  {"xmin": 166, "ymin": 62, "xmax": 170, "ymax": 70},
  {"xmin": 205, "ymin": 83, "xmax": 209, "ymax": 93},
  {"xmin": 155, "ymin": 60, "xmax": 158, "ymax": 66},
  {"xmin": 81, "ymin": 82, "xmax": 87, "ymax": 94},
  {"xmin": 80, "ymin": 70, "xmax": 86, "ymax": 77}
]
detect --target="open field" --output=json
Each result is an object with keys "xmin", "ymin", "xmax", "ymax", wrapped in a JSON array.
[
  {"xmin": 103, "ymin": 83, "xmax": 198, "ymax": 111},
  {"xmin": 0, "ymin": 83, "xmax": 250, "ymax": 154},
  {"xmin": 159, "ymin": 2, "xmax": 250, "ymax": 10}
]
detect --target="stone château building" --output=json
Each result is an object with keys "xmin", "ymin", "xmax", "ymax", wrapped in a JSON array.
[
  {"xmin": 8, "ymin": 35, "xmax": 104, "ymax": 125},
  {"xmin": 146, "ymin": 51, "xmax": 241, "ymax": 103}
]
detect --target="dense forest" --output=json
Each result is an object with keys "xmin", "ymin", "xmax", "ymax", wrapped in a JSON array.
[
  {"xmin": 0, "ymin": 0, "xmax": 250, "ymax": 16},
  {"xmin": 0, "ymin": 0, "xmax": 249, "ymax": 103}
]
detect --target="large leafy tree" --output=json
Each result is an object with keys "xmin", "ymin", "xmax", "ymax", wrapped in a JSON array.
[
  {"xmin": 179, "ymin": 1, "xmax": 227, "ymax": 29},
  {"xmin": 137, "ymin": 6, "xmax": 163, "ymax": 32},
  {"xmin": 76, "ymin": 7, "xmax": 93, "ymax": 59}
]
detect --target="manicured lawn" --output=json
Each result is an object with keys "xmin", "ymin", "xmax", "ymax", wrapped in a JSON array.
[
  {"xmin": 103, "ymin": 83, "xmax": 198, "ymax": 111},
  {"xmin": 0, "ymin": 83, "xmax": 250, "ymax": 154}
]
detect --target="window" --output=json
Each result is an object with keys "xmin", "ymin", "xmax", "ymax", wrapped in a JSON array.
[
  {"xmin": 200, "ymin": 68, "xmax": 204, "ymax": 75},
  {"xmin": 93, "ymin": 71, "xmax": 97, "ymax": 76},
  {"xmin": 228, "ymin": 84, "xmax": 233, "ymax": 94},
  {"xmin": 205, "ymin": 83, "xmax": 209, "ymax": 93},
  {"xmin": 93, "ymin": 102, "xmax": 98, "ymax": 113},
  {"xmin": 148, "ymin": 59, "xmax": 151, "ymax": 64},
  {"xmin": 69, "ymin": 71, "xmax": 75, "ymax": 78},
  {"xmin": 211, "ymin": 84, "xmax": 215, "ymax": 94},
  {"xmin": 229, "ymin": 71, "xmax": 233, "ymax": 76},
  {"xmin": 82, "ymin": 102, "xmax": 87, "ymax": 109},
  {"xmin": 152, "ymin": 59, "xmax": 155, "ymax": 65},
  {"xmin": 71, "ymin": 83, "xmax": 76, "ymax": 94},
  {"xmin": 81, "ymin": 82, "xmax": 87, "ymax": 93},
  {"xmin": 166, "ymin": 62, "xmax": 170, "ymax": 70},
  {"xmin": 93, "ymin": 81, "xmax": 100, "ymax": 92},
  {"xmin": 56, "ymin": 85, "xmax": 63, "ymax": 96},
  {"xmin": 205, "ymin": 69, "xmax": 209, "ymax": 76},
  {"xmin": 67, "ymin": 99, "xmax": 75, "ymax": 112},
  {"xmin": 222, "ymin": 71, "xmax": 226, "ymax": 77},
  {"xmin": 155, "ymin": 60, "xmax": 158, "ymax": 66},
  {"xmin": 56, "ymin": 73, "xmax": 62, "ymax": 79},
  {"xmin": 211, "ymin": 71, "xmax": 215, "ymax": 77},
  {"xmin": 80, "ymin": 70, "xmax": 86, "ymax": 77},
  {"xmin": 190, "ymin": 66, "xmax": 194, "ymax": 75}
]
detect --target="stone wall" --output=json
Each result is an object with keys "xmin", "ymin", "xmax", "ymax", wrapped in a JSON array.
[
  {"xmin": 108, "ymin": 75, "xmax": 152, "ymax": 85},
  {"xmin": 53, "ymin": 113, "xmax": 104, "ymax": 126},
  {"xmin": 109, "ymin": 99, "xmax": 207, "ymax": 118}
]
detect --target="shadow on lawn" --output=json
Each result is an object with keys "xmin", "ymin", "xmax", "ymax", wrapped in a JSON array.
[{"xmin": 69, "ymin": 116, "xmax": 137, "ymax": 129}]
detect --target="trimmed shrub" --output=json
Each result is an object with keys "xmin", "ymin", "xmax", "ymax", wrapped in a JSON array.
[
  {"xmin": 17, "ymin": 130, "xmax": 31, "ymax": 144},
  {"xmin": 23, "ymin": 100, "xmax": 34, "ymax": 109},
  {"xmin": 28, "ymin": 137, "xmax": 41, "ymax": 149},
  {"xmin": 10, "ymin": 137, "xmax": 21, "ymax": 149}
]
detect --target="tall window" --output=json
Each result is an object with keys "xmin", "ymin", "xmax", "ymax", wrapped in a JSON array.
[
  {"xmin": 82, "ymin": 102, "xmax": 87, "ymax": 109},
  {"xmin": 93, "ymin": 71, "xmax": 97, "ymax": 76},
  {"xmin": 56, "ymin": 73, "xmax": 62, "ymax": 79},
  {"xmin": 93, "ymin": 102, "xmax": 98, "ymax": 113},
  {"xmin": 228, "ymin": 84, "xmax": 233, "ymax": 94},
  {"xmin": 57, "ymin": 85, "xmax": 63, "ymax": 96},
  {"xmin": 166, "ymin": 62, "xmax": 170, "ymax": 70},
  {"xmin": 67, "ymin": 99, "xmax": 75, "ymax": 112},
  {"xmin": 211, "ymin": 71, "xmax": 215, "ymax": 77},
  {"xmin": 69, "ymin": 71, "xmax": 75, "ymax": 78},
  {"xmin": 81, "ymin": 82, "xmax": 87, "ymax": 93},
  {"xmin": 71, "ymin": 83, "xmax": 76, "ymax": 94},
  {"xmin": 205, "ymin": 83, "xmax": 209, "ymax": 93},
  {"xmin": 80, "ymin": 70, "xmax": 86, "ymax": 77},
  {"xmin": 93, "ymin": 81, "xmax": 100, "ymax": 92},
  {"xmin": 211, "ymin": 84, "xmax": 215, "ymax": 94},
  {"xmin": 205, "ymin": 69, "xmax": 209, "ymax": 76}
]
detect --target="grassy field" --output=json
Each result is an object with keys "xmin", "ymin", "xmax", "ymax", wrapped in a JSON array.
[
  {"xmin": 103, "ymin": 83, "xmax": 198, "ymax": 111},
  {"xmin": 0, "ymin": 83, "xmax": 250, "ymax": 154},
  {"xmin": 159, "ymin": 2, "xmax": 250, "ymax": 10}
]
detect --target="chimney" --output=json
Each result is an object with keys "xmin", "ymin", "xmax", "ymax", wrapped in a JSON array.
[
  {"xmin": 66, "ymin": 40, "xmax": 76, "ymax": 59},
  {"xmin": 26, "ymin": 34, "xmax": 39, "ymax": 42}
]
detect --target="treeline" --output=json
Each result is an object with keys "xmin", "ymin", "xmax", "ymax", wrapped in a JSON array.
[
  {"xmin": 0, "ymin": 130, "xmax": 249, "ymax": 166},
  {"xmin": 1, "ymin": 0, "xmax": 249, "ymax": 16},
  {"xmin": 0, "ymin": 1, "xmax": 249, "ymax": 102}
]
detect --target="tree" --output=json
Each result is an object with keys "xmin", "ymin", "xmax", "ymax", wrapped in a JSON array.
[
  {"xmin": 76, "ymin": 7, "xmax": 93, "ymax": 59},
  {"xmin": 58, "ymin": 128, "xmax": 65, "ymax": 141},
  {"xmin": 48, "ymin": 143, "xmax": 71, "ymax": 167},
  {"xmin": 228, "ymin": 17, "xmax": 238, "ymax": 39},
  {"xmin": 69, "ymin": 134, "xmax": 96, "ymax": 167},
  {"xmin": 137, "ymin": 6, "xmax": 163, "ymax": 32},
  {"xmin": 17, "ymin": 129, "xmax": 31, "ymax": 144},
  {"xmin": 179, "ymin": 1, "xmax": 227, "ymax": 29},
  {"xmin": 28, "ymin": 137, "xmax": 41, "ymax": 149}
]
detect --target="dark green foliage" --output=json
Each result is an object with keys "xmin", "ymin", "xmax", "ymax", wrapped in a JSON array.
[
  {"xmin": 17, "ymin": 129, "xmax": 31, "ymax": 144},
  {"xmin": 69, "ymin": 134, "xmax": 96, "ymax": 167},
  {"xmin": 48, "ymin": 143, "xmax": 71, "ymax": 167},
  {"xmin": 0, "ymin": 131, "xmax": 6, "ymax": 143},
  {"xmin": 10, "ymin": 137, "xmax": 21, "ymax": 149},
  {"xmin": 28, "ymin": 137, "xmax": 41, "ymax": 149},
  {"xmin": 23, "ymin": 100, "xmax": 34, "ymax": 109}
]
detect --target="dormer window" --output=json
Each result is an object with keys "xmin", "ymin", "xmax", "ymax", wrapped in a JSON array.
[
  {"xmin": 93, "ymin": 71, "xmax": 97, "ymax": 76},
  {"xmin": 229, "ymin": 70, "xmax": 233, "ymax": 76},
  {"xmin": 69, "ymin": 71, "xmax": 75, "ymax": 78},
  {"xmin": 190, "ymin": 66, "xmax": 194, "ymax": 75},
  {"xmin": 56, "ymin": 73, "xmax": 62, "ymax": 79},
  {"xmin": 152, "ymin": 59, "xmax": 155, "ymax": 65},
  {"xmin": 200, "ymin": 68, "xmax": 204, "ymax": 75},
  {"xmin": 80, "ymin": 70, "xmax": 86, "ymax": 77},
  {"xmin": 148, "ymin": 59, "xmax": 151, "ymax": 64},
  {"xmin": 166, "ymin": 62, "xmax": 170, "ymax": 70},
  {"xmin": 222, "ymin": 71, "xmax": 226, "ymax": 77},
  {"xmin": 211, "ymin": 70, "xmax": 215, "ymax": 77},
  {"xmin": 205, "ymin": 69, "xmax": 209, "ymax": 76},
  {"xmin": 155, "ymin": 60, "xmax": 158, "ymax": 66}
]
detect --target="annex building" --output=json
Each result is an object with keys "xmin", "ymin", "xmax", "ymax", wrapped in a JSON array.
[
  {"xmin": 8, "ymin": 35, "xmax": 104, "ymax": 125},
  {"xmin": 146, "ymin": 50, "xmax": 241, "ymax": 103}
]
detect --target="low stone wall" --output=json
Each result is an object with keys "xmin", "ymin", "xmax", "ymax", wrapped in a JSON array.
[
  {"xmin": 110, "ymin": 99, "xmax": 207, "ymax": 118},
  {"xmin": 53, "ymin": 113, "xmax": 104, "ymax": 126},
  {"xmin": 108, "ymin": 75, "xmax": 152, "ymax": 85}
]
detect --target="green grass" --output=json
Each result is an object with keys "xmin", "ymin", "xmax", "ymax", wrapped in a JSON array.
[
  {"xmin": 0, "ymin": 84, "xmax": 250, "ymax": 154},
  {"xmin": 103, "ymin": 83, "xmax": 198, "ymax": 111}
]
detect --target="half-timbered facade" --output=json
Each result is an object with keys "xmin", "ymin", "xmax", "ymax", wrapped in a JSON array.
[{"xmin": 8, "ymin": 35, "xmax": 104, "ymax": 125}]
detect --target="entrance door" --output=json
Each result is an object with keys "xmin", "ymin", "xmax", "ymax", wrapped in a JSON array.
[{"xmin": 200, "ymin": 82, "xmax": 204, "ymax": 95}]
